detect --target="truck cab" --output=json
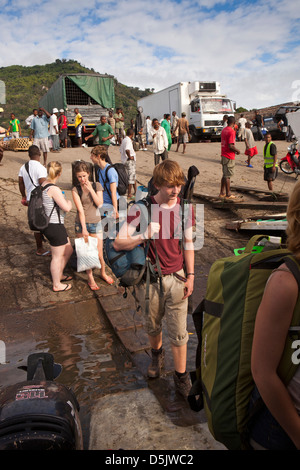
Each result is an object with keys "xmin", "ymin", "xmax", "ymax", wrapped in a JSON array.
[{"xmin": 189, "ymin": 84, "xmax": 235, "ymax": 141}]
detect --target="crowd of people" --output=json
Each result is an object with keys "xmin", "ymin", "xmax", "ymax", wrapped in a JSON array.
[{"xmin": 8, "ymin": 102, "xmax": 300, "ymax": 450}]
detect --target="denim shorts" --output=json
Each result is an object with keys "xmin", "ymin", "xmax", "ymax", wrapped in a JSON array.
[
  {"xmin": 75, "ymin": 221, "xmax": 103, "ymax": 235},
  {"xmin": 248, "ymin": 385, "xmax": 297, "ymax": 450}
]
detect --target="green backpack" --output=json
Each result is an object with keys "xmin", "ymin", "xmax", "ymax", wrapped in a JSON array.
[{"xmin": 189, "ymin": 235, "xmax": 300, "ymax": 450}]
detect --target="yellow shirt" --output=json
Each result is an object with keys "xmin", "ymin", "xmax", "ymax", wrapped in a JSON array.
[{"xmin": 75, "ymin": 113, "xmax": 82, "ymax": 128}]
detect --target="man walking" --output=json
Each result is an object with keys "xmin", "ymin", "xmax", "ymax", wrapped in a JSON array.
[
  {"xmin": 113, "ymin": 160, "xmax": 195, "ymax": 400},
  {"xmin": 8, "ymin": 113, "xmax": 21, "ymax": 139},
  {"xmin": 18, "ymin": 145, "xmax": 49, "ymax": 256},
  {"xmin": 85, "ymin": 115, "xmax": 114, "ymax": 163},
  {"xmin": 263, "ymin": 132, "xmax": 278, "ymax": 191},
  {"xmin": 30, "ymin": 107, "xmax": 51, "ymax": 166},
  {"xmin": 175, "ymin": 112, "xmax": 190, "ymax": 154},
  {"xmin": 50, "ymin": 108, "xmax": 60, "ymax": 152},
  {"xmin": 150, "ymin": 119, "xmax": 168, "ymax": 165},
  {"xmin": 219, "ymin": 116, "xmax": 240, "ymax": 200}
]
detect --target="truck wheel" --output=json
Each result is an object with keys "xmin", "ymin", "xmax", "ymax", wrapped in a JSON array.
[
  {"xmin": 189, "ymin": 129, "xmax": 198, "ymax": 143},
  {"xmin": 279, "ymin": 160, "xmax": 294, "ymax": 174}
]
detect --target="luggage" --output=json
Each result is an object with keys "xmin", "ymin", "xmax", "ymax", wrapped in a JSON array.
[
  {"xmin": 189, "ymin": 235, "xmax": 300, "ymax": 450},
  {"xmin": 100, "ymin": 163, "xmax": 129, "ymax": 196}
]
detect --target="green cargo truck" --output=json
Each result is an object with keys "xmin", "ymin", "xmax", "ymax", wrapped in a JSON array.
[{"xmin": 39, "ymin": 73, "xmax": 115, "ymax": 146}]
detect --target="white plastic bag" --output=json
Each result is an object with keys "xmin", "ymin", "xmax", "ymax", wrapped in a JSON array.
[{"xmin": 75, "ymin": 236, "xmax": 101, "ymax": 272}]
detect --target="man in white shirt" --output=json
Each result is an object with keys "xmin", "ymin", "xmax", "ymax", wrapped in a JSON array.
[
  {"xmin": 237, "ymin": 114, "xmax": 247, "ymax": 141},
  {"xmin": 18, "ymin": 145, "xmax": 49, "ymax": 256},
  {"xmin": 150, "ymin": 119, "xmax": 169, "ymax": 165},
  {"xmin": 120, "ymin": 128, "xmax": 136, "ymax": 199},
  {"xmin": 25, "ymin": 109, "xmax": 38, "ymax": 127},
  {"xmin": 50, "ymin": 108, "xmax": 60, "ymax": 152}
]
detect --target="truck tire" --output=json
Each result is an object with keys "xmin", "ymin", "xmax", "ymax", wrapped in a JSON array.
[{"xmin": 189, "ymin": 128, "xmax": 198, "ymax": 143}]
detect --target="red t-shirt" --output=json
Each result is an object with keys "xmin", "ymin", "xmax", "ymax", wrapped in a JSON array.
[
  {"xmin": 221, "ymin": 126, "xmax": 236, "ymax": 160},
  {"xmin": 127, "ymin": 196, "xmax": 194, "ymax": 275}
]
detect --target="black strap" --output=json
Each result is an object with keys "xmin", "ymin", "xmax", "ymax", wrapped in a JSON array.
[
  {"xmin": 41, "ymin": 183, "xmax": 62, "ymax": 223},
  {"xmin": 25, "ymin": 161, "xmax": 36, "ymax": 187},
  {"xmin": 98, "ymin": 166, "xmax": 113, "ymax": 201}
]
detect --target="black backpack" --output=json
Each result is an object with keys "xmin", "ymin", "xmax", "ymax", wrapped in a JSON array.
[
  {"xmin": 25, "ymin": 162, "xmax": 59, "ymax": 231},
  {"xmin": 98, "ymin": 163, "xmax": 129, "ymax": 197}
]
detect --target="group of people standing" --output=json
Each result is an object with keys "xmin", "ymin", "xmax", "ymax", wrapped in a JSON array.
[
  {"xmin": 18, "ymin": 140, "xmax": 195, "ymax": 402},
  {"xmin": 219, "ymin": 114, "xmax": 279, "ymax": 201}
]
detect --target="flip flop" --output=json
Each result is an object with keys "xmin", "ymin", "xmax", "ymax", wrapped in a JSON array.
[
  {"xmin": 36, "ymin": 250, "xmax": 51, "ymax": 256},
  {"xmin": 225, "ymin": 194, "xmax": 239, "ymax": 201},
  {"xmin": 53, "ymin": 284, "xmax": 72, "ymax": 292},
  {"xmin": 100, "ymin": 275, "xmax": 114, "ymax": 285},
  {"xmin": 88, "ymin": 282, "xmax": 100, "ymax": 291},
  {"xmin": 61, "ymin": 275, "xmax": 73, "ymax": 282}
]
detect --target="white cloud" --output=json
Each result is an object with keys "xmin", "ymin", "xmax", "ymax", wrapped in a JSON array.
[{"xmin": 0, "ymin": 0, "xmax": 299, "ymax": 109}]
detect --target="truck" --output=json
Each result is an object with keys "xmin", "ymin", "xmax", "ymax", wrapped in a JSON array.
[
  {"xmin": 137, "ymin": 81, "xmax": 236, "ymax": 141},
  {"xmin": 39, "ymin": 73, "xmax": 115, "ymax": 145}
]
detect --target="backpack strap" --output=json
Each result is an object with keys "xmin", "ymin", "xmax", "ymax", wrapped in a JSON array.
[
  {"xmin": 42, "ymin": 183, "xmax": 61, "ymax": 223},
  {"xmin": 25, "ymin": 161, "xmax": 37, "ymax": 188},
  {"xmin": 98, "ymin": 166, "xmax": 112, "ymax": 201}
]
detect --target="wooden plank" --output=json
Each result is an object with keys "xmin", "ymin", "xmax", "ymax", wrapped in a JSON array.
[
  {"xmin": 231, "ymin": 185, "xmax": 288, "ymax": 197},
  {"xmin": 226, "ymin": 220, "xmax": 287, "ymax": 231},
  {"xmin": 105, "ymin": 308, "xmax": 144, "ymax": 332},
  {"xmin": 117, "ymin": 328, "xmax": 150, "ymax": 353},
  {"xmin": 213, "ymin": 200, "xmax": 287, "ymax": 210}
]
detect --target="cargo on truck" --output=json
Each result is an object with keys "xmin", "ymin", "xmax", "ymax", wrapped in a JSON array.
[
  {"xmin": 137, "ymin": 81, "xmax": 236, "ymax": 142},
  {"xmin": 39, "ymin": 73, "xmax": 115, "ymax": 146}
]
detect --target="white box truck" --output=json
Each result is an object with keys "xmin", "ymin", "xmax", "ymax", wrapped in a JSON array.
[{"xmin": 137, "ymin": 81, "xmax": 236, "ymax": 141}]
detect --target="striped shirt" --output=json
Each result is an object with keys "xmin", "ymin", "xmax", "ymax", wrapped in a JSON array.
[{"xmin": 42, "ymin": 185, "xmax": 63, "ymax": 224}]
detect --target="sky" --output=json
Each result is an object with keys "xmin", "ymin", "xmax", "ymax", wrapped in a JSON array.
[{"xmin": 0, "ymin": 0, "xmax": 300, "ymax": 110}]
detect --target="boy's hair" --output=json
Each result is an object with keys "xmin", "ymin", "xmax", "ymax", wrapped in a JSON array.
[
  {"xmin": 74, "ymin": 161, "xmax": 90, "ymax": 175},
  {"xmin": 152, "ymin": 160, "xmax": 185, "ymax": 188}
]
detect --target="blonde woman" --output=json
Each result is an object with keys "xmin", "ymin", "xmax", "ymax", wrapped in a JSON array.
[
  {"xmin": 250, "ymin": 180, "xmax": 300, "ymax": 449},
  {"xmin": 41, "ymin": 161, "xmax": 73, "ymax": 292},
  {"xmin": 72, "ymin": 161, "xmax": 114, "ymax": 290}
]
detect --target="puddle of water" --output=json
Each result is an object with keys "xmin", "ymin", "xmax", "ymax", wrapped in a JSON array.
[{"xmin": 0, "ymin": 308, "xmax": 146, "ymax": 449}]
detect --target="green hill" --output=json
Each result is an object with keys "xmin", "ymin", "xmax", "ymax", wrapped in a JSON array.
[{"xmin": 0, "ymin": 59, "xmax": 152, "ymax": 131}]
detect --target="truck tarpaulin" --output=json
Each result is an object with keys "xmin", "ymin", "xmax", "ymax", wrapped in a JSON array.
[{"xmin": 39, "ymin": 75, "xmax": 115, "ymax": 111}]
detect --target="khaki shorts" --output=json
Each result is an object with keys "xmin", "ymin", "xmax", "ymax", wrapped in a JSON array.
[
  {"xmin": 33, "ymin": 137, "xmax": 50, "ymax": 153},
  {"xmin": 134, "ymin": 269, "xmax": 189, "ymax": 346},
  {"xmin": 221, "ymin": 156, "xmax": 235, "ymax": 178}
]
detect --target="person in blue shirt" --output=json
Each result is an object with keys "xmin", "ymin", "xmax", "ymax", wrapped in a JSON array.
[
  {"xmin": 30, "ymin": 107, "xmax": 51, "ymax": 166},
  {"xmin": 90, "ymin": 146, "xmax": 120, "ymax": 219}
]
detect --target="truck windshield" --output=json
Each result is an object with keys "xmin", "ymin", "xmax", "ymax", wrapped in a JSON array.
[{"xmin": 201, "ymin": 98, "xmax": 233, "ymax": 114}]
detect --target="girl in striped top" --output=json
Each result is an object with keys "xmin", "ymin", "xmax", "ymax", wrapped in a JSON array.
[{"xmin": 41, "ymin": 161, "xmax": 73, "ymax": 292}]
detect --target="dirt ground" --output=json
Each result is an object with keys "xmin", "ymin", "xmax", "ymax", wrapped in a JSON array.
[
  {"xmin": 0, "ymin": 136, "xmax": 296, "ymax": 449},
  {"xmin": 0, "ymin": 137, "xmax": 296, "ymax": 309}
]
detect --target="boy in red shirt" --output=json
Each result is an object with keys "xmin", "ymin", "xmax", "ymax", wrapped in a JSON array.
[
  {"xmin": 113, "ymin": 160, "xmax": 195, "ymax": 399},
  {"xmin": 219, "ymin": 116, "xmax": 240, "ymax": 200}
]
